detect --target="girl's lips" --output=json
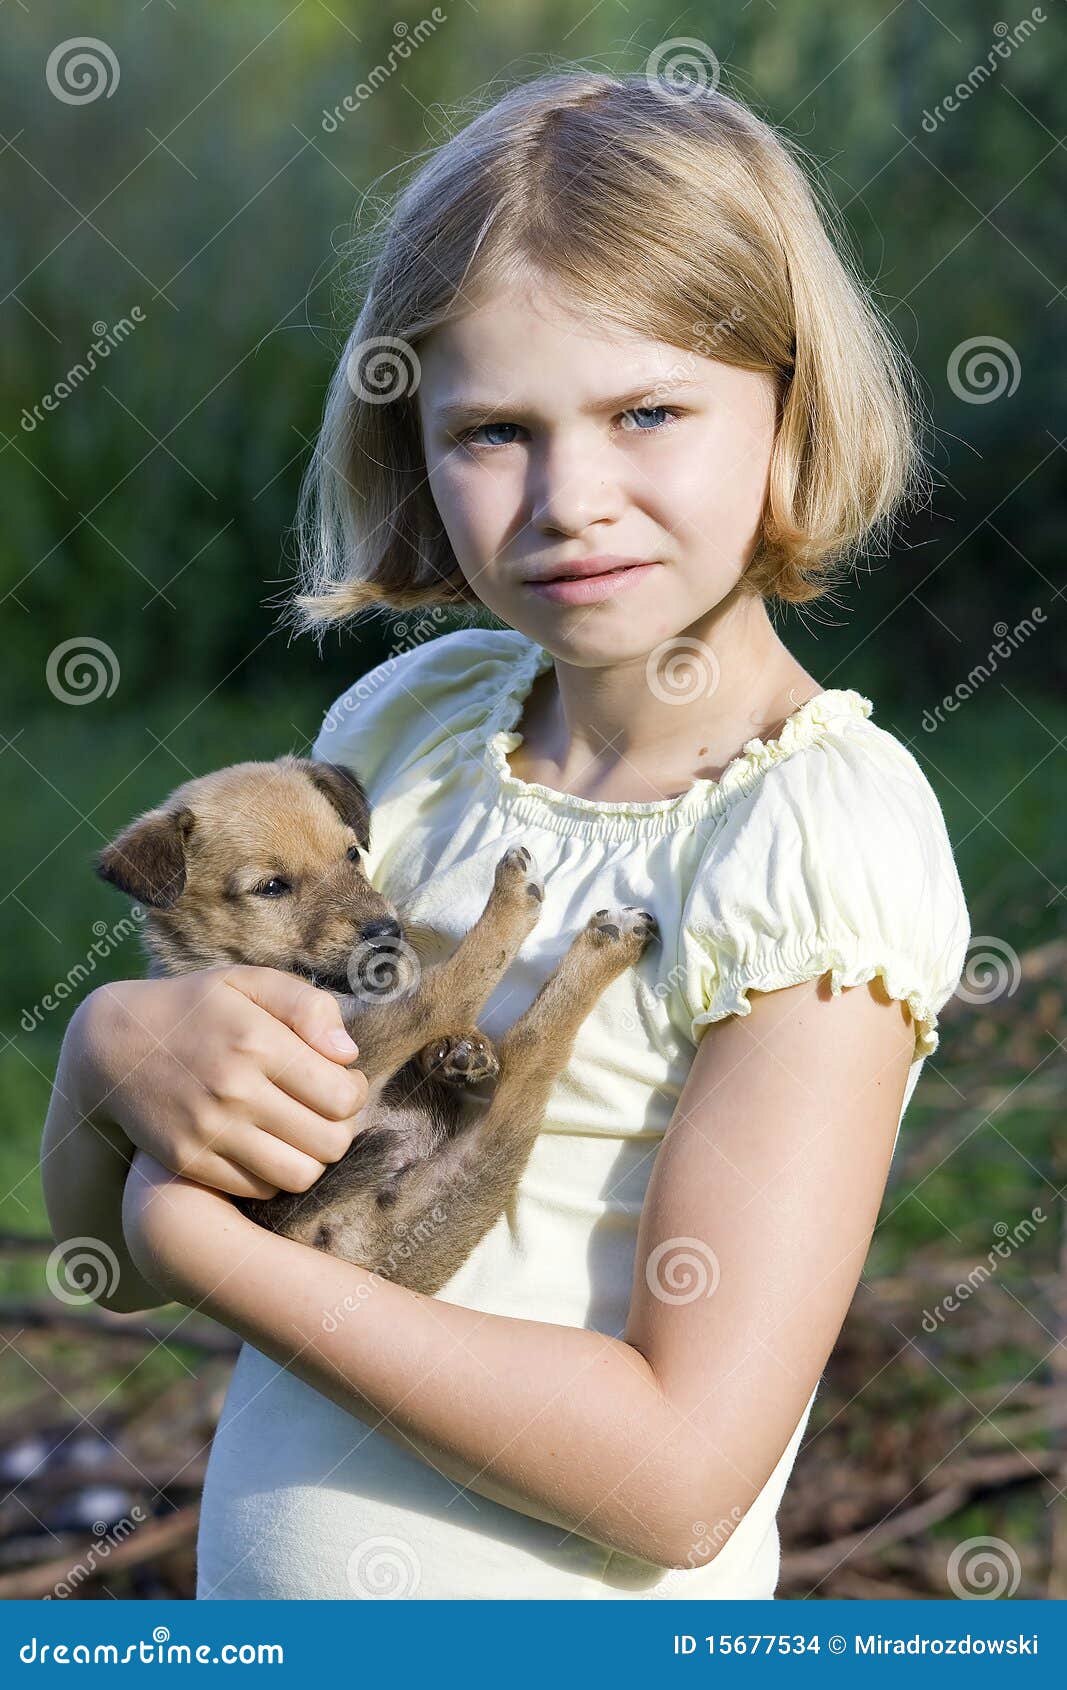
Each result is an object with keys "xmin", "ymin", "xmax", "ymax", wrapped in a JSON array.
[{"xmin": 524, "ymin": 560, "xmax": 661, "ymax": 605}]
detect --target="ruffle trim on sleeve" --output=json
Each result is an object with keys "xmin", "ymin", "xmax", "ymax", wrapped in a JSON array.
[{"xmin": 691, "ymin": 945, "xmax": 943, "ymax": 1061}]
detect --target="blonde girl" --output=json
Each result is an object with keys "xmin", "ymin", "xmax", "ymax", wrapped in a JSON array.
[{"xmin": 42, "ymin": 68, "xmax": 970, "ymax": 1600}]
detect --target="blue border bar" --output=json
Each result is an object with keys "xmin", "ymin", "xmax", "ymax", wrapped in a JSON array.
[{"xmin": 4, "ymin": 1599, "xmax": 1062, "ymax": 1683}]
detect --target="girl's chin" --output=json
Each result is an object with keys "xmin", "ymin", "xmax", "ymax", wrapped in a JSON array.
[{"xmin": 523, "ymin": 610, "xmax": 682, "ymax": 669}]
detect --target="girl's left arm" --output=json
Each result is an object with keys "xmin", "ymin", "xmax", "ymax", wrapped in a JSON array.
[{"xmin": 123, "ymin": 971, "xmax": 915, "ymax": 1571}]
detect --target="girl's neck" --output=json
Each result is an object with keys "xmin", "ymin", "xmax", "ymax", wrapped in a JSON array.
[{"xmin": 509, "ymin": 590, "xmax": 823, "ymax": 803}]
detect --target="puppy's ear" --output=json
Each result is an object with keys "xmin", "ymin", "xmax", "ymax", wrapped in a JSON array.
[
  {"xmin": 95, "ymin": 806, "xmax": 195, "ymax": 909},
  {"xmin": 302, "ymin": 760, "xmax": 372, "ymax": 851}
]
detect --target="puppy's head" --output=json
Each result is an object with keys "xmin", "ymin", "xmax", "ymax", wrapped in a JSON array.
[{"xmin": 96, "ymin": 755, "xmax": 402, "ymax": 990}]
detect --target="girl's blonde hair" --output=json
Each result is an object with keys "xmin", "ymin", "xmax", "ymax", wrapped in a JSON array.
[{"xmin": 293, "ymin": 68, "xmax": 926, "ymax": 628}]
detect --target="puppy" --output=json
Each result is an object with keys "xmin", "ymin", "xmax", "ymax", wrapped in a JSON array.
[{"xmin": 96, "ymin": 755, "xmax": 656, "ymax": 1295}]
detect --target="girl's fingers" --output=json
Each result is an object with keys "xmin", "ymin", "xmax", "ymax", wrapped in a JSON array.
[
  {"xmin": 220, "ymin": 1078, "xmax": 360, "ymax": 1191},
  {"xmin": 177, "ymin": 1148, "xmax": 282, "ymax": 1203},
  {"xmin": 255, "ymin": 1020, "xmax": 369, "ymax": 1121},
  {"xmin": 223, "ymin": 966, "xmax": 359, "ymax": 1062}
]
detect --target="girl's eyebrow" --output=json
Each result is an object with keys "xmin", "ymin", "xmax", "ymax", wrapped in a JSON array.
[{"xmin": 433, "ymin": 376, "xmax": 708, "ymax": 428}]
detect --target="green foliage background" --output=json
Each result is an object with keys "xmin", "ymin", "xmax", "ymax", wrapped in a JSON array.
[{"xmin": 0, "ymin": 0, "xmax": 1062, "ymax": 1594}]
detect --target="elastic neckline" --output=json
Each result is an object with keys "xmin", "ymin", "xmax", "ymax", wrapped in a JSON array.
[{"xmin": 480, "ymin": 637, "xmax": 874, "ymax": 839}]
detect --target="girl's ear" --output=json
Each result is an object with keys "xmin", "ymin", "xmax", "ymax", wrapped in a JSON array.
[
  {"xmin": 301, "ymin": 760, "xmax": 372, "ymax": 851},
  {"xmin": 95, "ymin": 807, "xmax": 195, "ymax": 908}
]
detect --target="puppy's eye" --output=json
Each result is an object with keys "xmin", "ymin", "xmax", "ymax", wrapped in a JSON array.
[
  {"xmin": 252, "ymin": 877, "xmax": 292, "ymax": 898},
  {"xmin": 346, "ymin": 845, "xmax": 361, "ymax": 862}
]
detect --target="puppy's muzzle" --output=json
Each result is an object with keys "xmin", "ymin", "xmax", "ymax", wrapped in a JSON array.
[{"xmin": 360, "ymin": 916, "xmax": 403, "ymax": 948}]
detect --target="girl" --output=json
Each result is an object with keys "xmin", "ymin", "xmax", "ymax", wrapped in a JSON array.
[{"xmin": 42, "ymin": 68, "xmax": 971, "ymax": 1600}]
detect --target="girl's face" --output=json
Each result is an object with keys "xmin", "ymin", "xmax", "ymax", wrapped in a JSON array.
[{"xmin": 416, "ymin": 276, "xmax": 779, "ymax": 667}]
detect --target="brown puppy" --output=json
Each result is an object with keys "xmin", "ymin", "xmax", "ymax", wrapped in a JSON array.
[{"xmin": 97, "ymin": 756, "xmax": 657, "ymax": 1294}]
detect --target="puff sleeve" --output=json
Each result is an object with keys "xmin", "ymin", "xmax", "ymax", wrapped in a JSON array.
[
  {"xmin": 678, "ymin": 716, "xmax": 971, "ymax": 1061},
  {"xmin": 310, "ymin": 625, "xmax": 534, "ymax": 803}
]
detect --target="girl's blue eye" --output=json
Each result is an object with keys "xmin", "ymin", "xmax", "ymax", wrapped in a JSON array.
[
  {"xmin": 459, "ymin": 406, "xmax": 680, "ymax": 450},
  {"xmin": 466, "ymin": 421, "xmax": 521, "ymax": 448},
  {"xmin": 624, "ymin": 405, "xmax": 673, "ymax": 431}
]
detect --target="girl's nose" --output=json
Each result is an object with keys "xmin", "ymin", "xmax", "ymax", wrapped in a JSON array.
[{"xmin": 531, "ymin": 438, "xmax": 625, "ymax": 534}]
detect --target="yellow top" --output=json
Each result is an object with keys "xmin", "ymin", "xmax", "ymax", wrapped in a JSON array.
[{"xmin": 196, "ymin": 627, "xmax": 971, "ymax": 1600}]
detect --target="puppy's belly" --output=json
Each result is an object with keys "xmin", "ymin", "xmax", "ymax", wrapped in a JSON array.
[{"xmin": 237, "ymin": 1072, "xmax": 472, "ymax": 1268}]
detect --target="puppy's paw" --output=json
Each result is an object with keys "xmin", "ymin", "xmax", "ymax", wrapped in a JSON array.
[
  {"xmin": 495, "ymin": 844, "xmax": 544, "ymax": 904},
  {"xmin": 425, "ymin": 1031, "xmax": 500, "ymax": 1088},
  {"xmin": 587, "ymin": 905, "xmax": 659, "ymax": 958}
]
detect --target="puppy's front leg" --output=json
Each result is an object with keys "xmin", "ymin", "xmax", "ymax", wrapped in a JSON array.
[
  {"xmin": 341, "ymin": 906, "xmax": 658, "ymax": 1296},
  {"xmin": 340, "ymin": 846, "xmax": 543, "ymax": 1081},
  {"xmin": 495, "ymin": 905, "xmax": 658, "ymax": 1084}
]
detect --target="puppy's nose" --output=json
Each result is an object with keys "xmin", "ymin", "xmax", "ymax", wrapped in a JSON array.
[
  {"xmin": 450, "ymin": 1043, "xmax": 470, "ymax": 1072},
  {"xmin": 360, "ymin": 916, "xmax": 402, "ymax": 947}
]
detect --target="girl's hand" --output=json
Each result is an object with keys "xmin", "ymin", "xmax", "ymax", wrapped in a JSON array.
[{"xmin": 75, "ymin": 966, "xmax": 369, "ymax": 1201}]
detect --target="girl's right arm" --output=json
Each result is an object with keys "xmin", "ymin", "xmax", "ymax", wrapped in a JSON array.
[{"xmin": 41, "ymin": 968, "xmax": 371, "ymax": 1315}]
